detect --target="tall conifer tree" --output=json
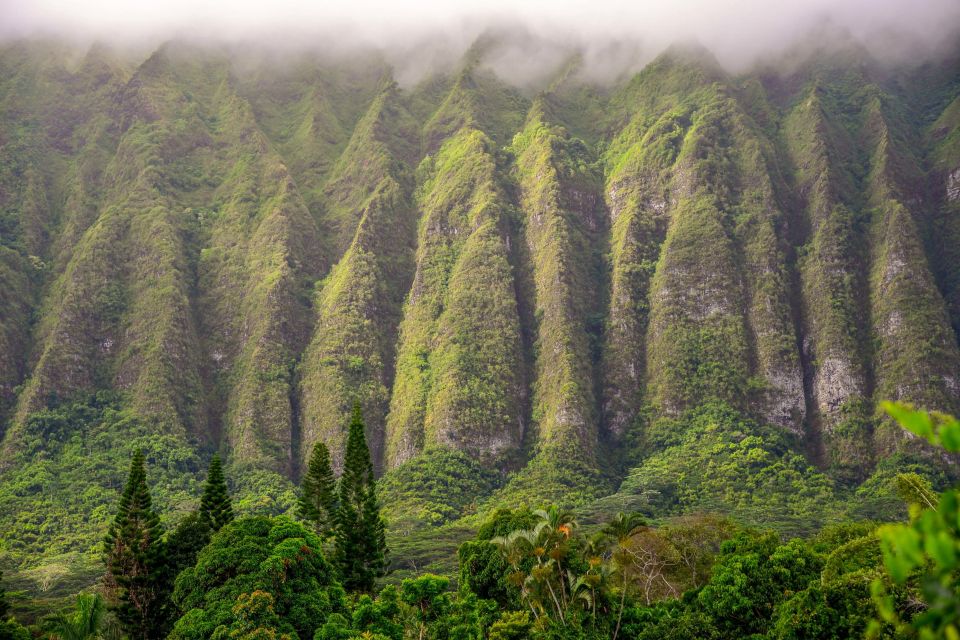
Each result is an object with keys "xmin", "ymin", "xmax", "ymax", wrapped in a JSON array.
[
  {"xmin": 298, "ymin": 440, "xmax": 338, "ymax": 537},
  {"xmin": 103, "ymin": 449, "xmax": 169, "ymax": 640},
  {"xmin": 335, "ymin": 403, "xmax": 388, "ymax": 591},
  {"xmin": 199, "ymin": 454, "xmax": 233, "ymax": 533}
]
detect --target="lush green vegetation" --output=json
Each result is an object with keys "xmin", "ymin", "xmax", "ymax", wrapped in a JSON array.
[
  {"xmin": 5, "ymin": 400, "xmax": 957, "ymax": 638},
  {"xmin": 3, "ymin": 35, "xmax": 960, "ymax": 640},
  {"xmin": 0, "ymin": 394, "xmax": 204, "ymax": 597}
]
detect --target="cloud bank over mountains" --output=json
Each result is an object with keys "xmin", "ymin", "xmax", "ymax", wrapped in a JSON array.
[{"xmin": 1, "ymin": 0, "xmax": 958, "ymax": 83}]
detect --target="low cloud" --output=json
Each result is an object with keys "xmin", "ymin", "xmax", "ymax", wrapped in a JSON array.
[{"xmin": 1, "ymin": 0, "xmax": 957, "ymax": 84}]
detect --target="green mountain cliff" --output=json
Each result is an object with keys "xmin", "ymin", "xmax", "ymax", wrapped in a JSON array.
[{"xmin": 1, "ymin": 33, "xmax": 959, "ymax": 599}]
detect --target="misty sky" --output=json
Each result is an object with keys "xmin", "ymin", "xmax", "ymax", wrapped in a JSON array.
[{"xmin": 1, "ymin": 0, "xmax": 957, "ymax": 78}]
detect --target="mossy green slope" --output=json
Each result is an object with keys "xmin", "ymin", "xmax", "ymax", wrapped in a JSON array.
[
  {"xmin": 860, "ymin": 92, "xmax": 960, "ymax": 456},
  {"xmin": 510, "ymin": 99, "xmax": 604, "ymax": 462},
  {"xmin": 2, "ymin": 44, "xmax": 331, "ymax": 481},
  {"xmin": 194, "ymin": 76, "xmax": 324, "ymax": 476},
  {"xmin": 0, "ymin": 248, "xmax": 32, "ymax": 424},
  {"xmin": 782, "ymin": 82, "xmax": 871, "ymax": 471},
  {"xmin": 775, "ymin": 54, "xmax": 960, "ymax": 475},
  {"xmin": 929, "ymin": 95, "xmax": 960, "ymax": 340},
  {"xmin": 236, "ymin": 53, "xmax": 387, "ymax": 262},
  {"xmin": 421, "ymin": 66, "xmax": 528, "ymax": 153},
  {"xmin": 604, "ymin": 50, "xmax": 803, "ymax": 439},
  {"xmin": 382, "ymin": 67, "xmax": 529, "ymax": 472},
  {"xmin": 7, "ymin": 47, "xmax": 209, "ymax": 446},
  {"xmin": 385, "ymin": 125, "xmax": 525, "ymax": 469},
  {"xmin": 298, "ymin": 82, "xmax": 419, "ymax": 473},
  {"xmin": 0, "ymin": 43, "xmax": 126, "ymax": 426}
]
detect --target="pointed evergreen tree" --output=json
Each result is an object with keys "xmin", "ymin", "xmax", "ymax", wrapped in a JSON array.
[
  {"xmin": 199, "ymin": 454, "xmax": 233, "ymax": 533},
  {"xmin": 103, "ymin": 449, "xmax": 170, "ymax": 640},
  {"xmin": 298, "ymin": 440, "xmax": 338, "ymax": 538},
  {"xmin": 335, "ymin": 403, "xmax": 388, "ymax": 592}
]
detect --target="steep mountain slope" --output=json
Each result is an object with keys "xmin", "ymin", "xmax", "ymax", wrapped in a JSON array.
[
  {"xmin": 385, "ymin": 83, "xmax": 528, "ymax": 468},
  {"xmin": 298, "ymin": 82, "xmax": 419, "ymax": 474},
  {"xmin": 2, "ymin": 35, "xmax": 960, "ymax": 595},
  {"xmin": 602, "ymin": 49, "xmax": 803, "ymax": 441}
]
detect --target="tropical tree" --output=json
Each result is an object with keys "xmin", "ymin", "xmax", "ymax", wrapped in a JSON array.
[
  {"xmin": 335, "ymin": 403, "xmax": 388, "ymax": 592},
  {"xmin": 458, "ymin": 507, "xmax": 538, "ymax": 608},
  {"xmin": 491, "ymin": 528, "xmax": 540, "ymax": 620},
  {"xmin": 490, "ymin": 505, "xmax": 598, "ymax": 629},
  {"xmin": 170, "ymin": 516, "xmax": 344, "ymax": 640},
  {"xmin": 210, "ymin": 591, "xmax": 292, "ymax": 640},
  {"xmin": 43, "ymin": 593, "xmax": 120, "ymax": 640},
  {"xmin": 103, "ymin": 449, "xmax": 170, "ymax": 640},
  {"xmin": 399, "ymin": 575, "xmax": 451, "ymax": 640},
  {"xmin": 198, "ymin": 454, "xmax": 233, "ymax": 533},
  {"xmin": 166, "ymin": 511, "xmax": 212, "ymax": 580},
  {"xmin": 298, "ymin": 440, "xmax": 338, "ymax": 538},
  {"xmin": 602, "ymin": 512, "xmax": 647, "ymax": 640},
  {"xmin": 660, "ymin": 513, "xmax": 734, "ymax": 589}
]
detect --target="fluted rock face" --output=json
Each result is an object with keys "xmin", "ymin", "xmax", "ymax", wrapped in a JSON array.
[
  {"xmin": 385, "ymin": 125, "xmax": 526, "ymax": 468},
  {"xmin": 11, "ymin": 49, "xmax": 210, "ymax": 441},
  {"xmin": 782, "ymin": 84, "xmax": 872, "ymax": 474},
  {"xmin": 931, "ymin": 96, "xmax": 960, "ymax": 337},
  {"xmin": 603, "ymin": 53, "xmax": 804, "ymax": 440},
  {"xmin": 299, "ymin": 85, "xmax": 419, "ymax": 474},
  {"xmin": 862, "ymin": 97, "xmax": 960, "ymax": 457},
  {"xmin": 0, "ymin": 249, "xmax": 32, "ymax": 423},
  {"xmin": 512, "ymin": 101, "xmax": 605, "ymax": 462},
  {"xmin": 2, "ymin": 36, "xmax": 960, "ymax": 502}
]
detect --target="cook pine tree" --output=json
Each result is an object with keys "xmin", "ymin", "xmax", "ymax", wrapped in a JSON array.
[
  {"xmin": 103, "ymin": 449, "xmax": 170, "ymax": 640},
  {"xmin": 335, "ymin": 403, "xmax": 388, "ymax": 592},
  {"xmin": 199, "ymin": 454, "xmax": 233, "ymax": 533},
  {"xmin": 298, "ymin": 440, "xmax": 338, "ymax": 538}
]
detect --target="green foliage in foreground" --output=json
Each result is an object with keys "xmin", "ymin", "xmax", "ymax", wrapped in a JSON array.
[
  {"xmin": 103, "ymin": 449, "xmax": 170, "ymax": 640},
  {"xmin": 870, "ymin": 402, "xmax": 960, "ymax": 640},
  {"xmin": 41, "ymin": 592, "xmax": 119, "ymax": 640},
  {"xmin": 7, "ymin": 395, "xmax": 960, "ymax": 640},
  {"xmin": 9, "ymin": 399, "xmax": 958, "ymax": 640},
  {"xmin": 170, "ymin": 516, "xmax": 344, "ymax": 640}
]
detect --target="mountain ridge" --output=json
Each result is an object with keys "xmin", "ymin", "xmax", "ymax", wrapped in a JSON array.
[{"xmin": 2, "ymin": 32, "xmax": 960, "ymax": 594}]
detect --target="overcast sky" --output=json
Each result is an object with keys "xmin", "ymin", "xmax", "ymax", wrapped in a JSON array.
[{"xmin": 1, "ymin": 0, "xmax": 957, "ymax": 79}]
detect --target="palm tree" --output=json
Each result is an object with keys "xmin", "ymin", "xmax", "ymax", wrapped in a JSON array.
[
  {"xmin": 44, "ymin": 593, "xmax": 121, "ymax": 640},
  {"xmin": 492, "ymin": 507, "xmax": 603, "ymax": 628},
  {"xmin": 532, "ymin": 506, "xmax": 578, "ymax": 615},
  {"xmin": 602, "ymin": 511, "xmax": 647, "ymax": 544},
  {"xmin": 491, "ymin": 529, "xmax": 540, "ymax": 620},
  {"xmin": 602, "ymin": 512, "xmax": 647, "ymax": 640}
]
